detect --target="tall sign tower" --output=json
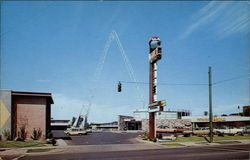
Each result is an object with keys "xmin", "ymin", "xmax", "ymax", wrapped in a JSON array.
[{"xmin": 148, "ymin": 37, "xmax": 165, "ymax": 139}]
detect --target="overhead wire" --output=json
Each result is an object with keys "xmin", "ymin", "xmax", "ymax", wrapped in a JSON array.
[
  {"xmin": 120, "ymin": 81, "xmax": 207, "ymax": 86},
  {"xmin": 119, "ymin": 75, "xmax": 248, "ymax": 86},
  {"xmin": 212, "ymin": 75, "xmax": 248, "ymax": 85}
]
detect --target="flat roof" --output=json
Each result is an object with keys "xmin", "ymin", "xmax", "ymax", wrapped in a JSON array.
[
  {"xmin": 51, "ymin": 123, "xmax": 70, "ymax": 126},
  {"xmin": 182, "ymin": 116, "xmax": 250, "ymax": 122},
  {"xmin": 12, "ymin": 91, "xmax": 54, "ymax": 104},
  {"xmin": 51, "ymin": 120, "xmax": 70, "ymax": 123}
]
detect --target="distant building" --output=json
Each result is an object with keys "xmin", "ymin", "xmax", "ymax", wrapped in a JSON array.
[
  {"xmin": 243, "ymin": 105, "xmax": 250, "ymax": 116},
  {"xmin": 182, "ymin": 105, "xmax": 250, "ymax": 129},
  {"xmin": 118, "ymin": 115, "xmax": 141, "ymax": 131},
  {"xmin": 182, "ymin": 115, "xmax": 250, "ymax": 128},
  {"xmin": 0, "ymin": 90, "xmax": 53, "ymax": 140},
  {"xmin": 133, "ymin": 109, "xmax": 191, "ymax": 121},
  {"xmin": 118, "ymin": 109, "xmax": 191, "ymax": 131},
  {"xmin": 51, "ymin": 120, "xmax": 70, "ymax": 130},
  {"xmin": 90, "ymin": 121, "xmax": 118, "ymax": 131}
]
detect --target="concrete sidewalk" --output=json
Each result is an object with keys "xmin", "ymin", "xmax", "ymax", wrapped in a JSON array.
[
  {"xmin": 0, "ymin": 138, "xmax": 249, "ymax": 160},
  {"xmin": 0, "ymin": 142, "xmax": 164, "ymax": 160},
  {"xmin": 140, "ymin": 138, "xmax": 250, "ymax": 147}
]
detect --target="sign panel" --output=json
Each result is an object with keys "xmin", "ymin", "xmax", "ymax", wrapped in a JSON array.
[
  {"xmin": 148, "ymin": 102, "xmax": 158, "ymax": 107},
  {"xmin": 149, "ymin": 48, "xmax": 162, "ymax": 63},
  {"xmin": 148, "ymin": 100, "xmax": 166, "ymax": 112},
  {"xmin": 159, "ymin": 100, "xmax": 166, "ymax": 107},
  {"xmin": 196, "ymin": 117, "xmax": 226, "ymax": 122},
  {"xmin": 148, "ymin": 106, "xmax": 160, "ymax": 112}
]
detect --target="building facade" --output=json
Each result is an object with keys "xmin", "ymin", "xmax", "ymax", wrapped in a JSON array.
[
  {"xmin": 243, "ymin": 106, "xmax": 250, "ymax": 116},
  {"xmin": 182, "ymin": 115, "xmax": 250, "ymax": 129},
  {"xmin": 50, "ymin": 120, "xmax": 70, "ymax": 130},
  {"xmin": 90, "ymin": 121, "xmax": 118, "ymax": 131},
  {"xmin": 0, "ymin": 90, "xmax": 53, "ymax": 140},
  {"xmin": 118, "ymin": 109, "xmax": 191, "ymax": 131}
]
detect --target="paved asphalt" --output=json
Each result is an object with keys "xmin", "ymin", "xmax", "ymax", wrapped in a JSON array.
[
  {"xmin": 2, "ymin": 132, "xmax": 248, "ymax": 160},
  {"xmin": 64, "ymin": 131, "xmax": 142, "ymax": 145},
  {"xmin": 19, "ymin": 144, "xmax": 249, "ymax": 160}
]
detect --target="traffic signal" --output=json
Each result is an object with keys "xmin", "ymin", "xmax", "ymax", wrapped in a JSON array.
[{"xmin": 118, "ymin": 82, "xmax": 122, "ymax": 92}]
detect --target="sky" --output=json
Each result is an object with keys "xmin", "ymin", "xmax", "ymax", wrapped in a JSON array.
[{"xmin": 1, "ymin": 1, "xmax": 249, "ymax": 123}]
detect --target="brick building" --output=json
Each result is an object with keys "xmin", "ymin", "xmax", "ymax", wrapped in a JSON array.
[
  {"xmin": 0, "ymin": 90, "xmax": 53, "ymax": 140},
  {"xmin": 243, "ymin": 105, "xmax": 250, "ymax": 116}
]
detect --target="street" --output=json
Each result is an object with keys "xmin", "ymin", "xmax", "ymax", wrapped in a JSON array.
[
  {"xmin": 65, "ymin": 131, "xmax": 142, "ymax": 145},
  {"xmin": 52, "ymin": 130, "xmax": 142, "ymax": 145},
  {"xmin": 19, "ymin": 144, "xmax": 249, "ymax": 160},
  {"xmin": 1, "ymin": 132, "xmax": 249, "ymax": 160}
]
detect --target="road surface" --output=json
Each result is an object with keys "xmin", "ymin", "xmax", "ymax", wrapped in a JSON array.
[
  {"xmin": 20, "ymin": 144, "xmax": 250, "ymax": 160},
  {"xmin": 65, "ymin": 131, "xmax": 142, "ymax": 145}
]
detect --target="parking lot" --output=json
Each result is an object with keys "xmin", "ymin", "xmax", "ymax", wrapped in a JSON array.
[{"xmin": 53, "ymin": 130, "xmax": 142, "ymax": 145}]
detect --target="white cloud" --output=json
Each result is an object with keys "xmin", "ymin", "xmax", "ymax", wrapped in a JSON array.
[
  {"xmin": 51, "ymin": 93, "xmax": 84, "ymax": 121},
  {"xmin": 216, "ymin": 3, "xmax": 250, "ymax": 38},
  {"xmin": 180, "ymin": 1, "xmax": 250, "ymax": 40}
]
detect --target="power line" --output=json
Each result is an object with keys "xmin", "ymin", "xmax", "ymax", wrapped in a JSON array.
[
  {"xmin": 119, "ymin": 75, "xmax": 248, "ymax": 86},
  {"xmin": 120, "ymin": 81, "xmax": 207, "ymax": 86},
  {"xmin": 213, "ymin": 75, "xmax": 248, "ymax": 85}
]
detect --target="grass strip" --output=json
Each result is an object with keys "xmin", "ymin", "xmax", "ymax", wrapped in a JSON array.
[
  {"xmin": 171, "ymin": 135, "xmax": 250, "ymax": 142},
  {"xmin": 161, "ymin": 143, "xmax": 184, "ymax": 146},
  {"xmin": 214, "ymin": 141, "xmax": 241, "ymax": 144},
  {"xmin": 27, "ymin": 148, "xmax": 53, "ymax": 153},
  {"xmin": 0, "ymin": 141, "xmax": 46, "ymax": 148}
]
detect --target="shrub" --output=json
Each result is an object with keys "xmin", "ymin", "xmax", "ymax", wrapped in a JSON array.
[
  {"xmin": 47, "ymin": 132, "xmax": 53, "ymax": 138},
  {"xmin": 156, "ymin": 133, "xmax": 162, "ymax": 139},
  {"xmin": 51, "ymin": 138, "xmax": 57, "ymax": 146},
  {"xmin": 3, "ymin": 129, "xmax": 11, "ymax": 140},
  {"xmin": 150, "ymin": 138, "xmax": 157, "ymax": 142},
  {"xmin": 183, "ymin": 133, "xmax": 191, "ymax": 137},
  {"xmin": 18, "ymin": 125, "xmax": 28, "ymax": 141},
  {"xmin": 140, "ymin": 132, "xmax": 149, "ymax": 139},
  {"xmin": 31, "ymin": 128, "xmax": 43, "ymax": 140},
  {"xmin": 217, "ymin": 132, "xmax": 224, "ymax": 137}
]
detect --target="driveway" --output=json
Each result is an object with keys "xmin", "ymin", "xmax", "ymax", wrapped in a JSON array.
[{"xmin": 65, "ymin": 131, "xmax": 142, "ymax": 145}]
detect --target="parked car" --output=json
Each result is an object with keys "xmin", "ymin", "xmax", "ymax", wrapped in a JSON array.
[
  {"xmin": 243, "ymin": 126, "xmax": 250, "ymax": 134},
  {"xmin": 214, "ymin": 128, "xmax": 244, "ymax": 136},
  {"xmin": 174, "ymin": 127, "xmax": 191, "ymax": 133},
  {"xmin": 64, "ymin": 128, "xmax": 88, "ymax": 136},
  {"xmin": 156, "ymin": 125, "xmax": 177, "ymax": 133},
  {"xmin": 183, "ymin": 127, "xmax": 210, "ymax": 136}
]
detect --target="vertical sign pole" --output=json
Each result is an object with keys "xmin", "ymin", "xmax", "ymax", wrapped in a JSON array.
[
  {"xmin": 148, "ymin": 37, "xmax": 162, "ymax": 140},
  {"xmin": 208, "ymin": 66, "xmax": 213, "ymax": 143},
  {"xmin": 149, "ymin": 62, "xmax": 155, "ymax": 139}
]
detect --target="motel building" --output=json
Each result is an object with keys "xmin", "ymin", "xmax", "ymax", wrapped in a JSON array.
[
  {"xmin": 0, "ymin": 90, "xmax": 54, "ymax": 140},
  {"xmin": 182, "ymin": 115, "xmax": 250, "ymax": 129}
]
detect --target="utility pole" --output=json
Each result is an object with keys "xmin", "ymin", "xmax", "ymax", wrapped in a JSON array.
[{"xmin": 208, "ymin": 66, "xmax": 213, "ymax": 143}]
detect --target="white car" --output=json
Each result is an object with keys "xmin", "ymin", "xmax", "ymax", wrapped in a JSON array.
[
  {"xmin": 64, "ymin": 128, "xmax": 88, "ymax": 136},
  {"xmin": 214, "ymin": 128, "xmax": 244, "ymax": 136}
]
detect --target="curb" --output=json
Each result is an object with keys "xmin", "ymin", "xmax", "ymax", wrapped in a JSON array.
[{"xmin": 12, "ymin": 155, "xmax": 25, "ymax": 160}]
